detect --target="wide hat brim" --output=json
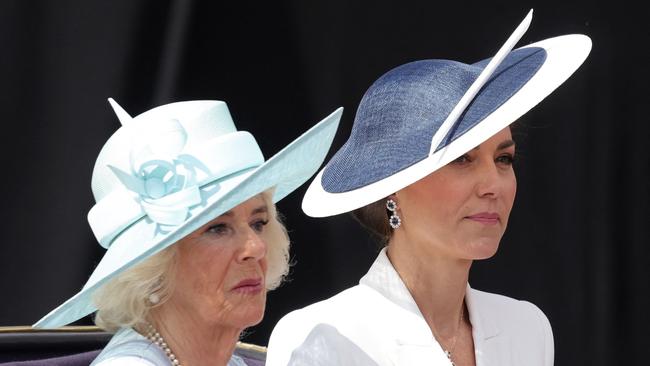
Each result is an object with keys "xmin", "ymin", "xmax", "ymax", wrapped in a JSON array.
[
  {"xmin": 302, "ymin": 34, "xmax": 591, "ymax": 218},
  {"xmin": 34, "ymin": 107, "xmax": 343, "ymax": 328}
]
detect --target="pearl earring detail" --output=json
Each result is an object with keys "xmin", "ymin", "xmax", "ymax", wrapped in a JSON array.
[{"xmin": 148, "ymin": 293, "xmax": 160, "ymax": 305}]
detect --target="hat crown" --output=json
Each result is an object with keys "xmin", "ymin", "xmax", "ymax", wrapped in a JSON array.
[
  {"xmin": 350, "ymin": 59, "xmax": 479, "ymax": 148},
  {"xmin": 91, "ymin": 101, "xmax": 237, "ymax": 202},
  {"xmin": 321, "ymin": 60, "xmax": 482, "ymax": 193}
]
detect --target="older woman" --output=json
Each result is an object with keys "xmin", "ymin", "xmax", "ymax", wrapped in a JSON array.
[
  {"xmin": 33, "ymin": 99, "xmax": 342, "ymax": 366},
  {"xmin": 267, "ymin": 11, "xmax": 591, "ymax": 366}
]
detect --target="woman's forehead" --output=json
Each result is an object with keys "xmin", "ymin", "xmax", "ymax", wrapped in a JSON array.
[
  {"xmin": 221, "ymin": 195, "xmax": 268, "ymax": 218},
  {"xmin": 471, "ymin": 128, "xmax": 515, "ymax": 151}
]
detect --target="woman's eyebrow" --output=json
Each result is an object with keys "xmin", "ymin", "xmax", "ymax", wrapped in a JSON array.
[
  {"xmin": 497, "ymin": 139, "xmax": 516, "ymax": 150},
  {"xmin": 251, "ymin": 205, "xmax": 268, "ymax": 215},
  {"xmin": 218, "ymin": 205, "xmax": 267, "ymax": 219},
  {"xmin": 471, "ymin": 139, "xmax": 516, "ymax": 151}
]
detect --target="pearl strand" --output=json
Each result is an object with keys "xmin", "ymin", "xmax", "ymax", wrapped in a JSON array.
[{"xmin": 145, "ymin": 322, "xmax": 181, "ymax": 366}]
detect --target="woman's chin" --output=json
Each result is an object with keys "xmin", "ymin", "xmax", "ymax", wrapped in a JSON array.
[
  {"xmin": 465, "ymin": 239, "xmax": 500, "ymax": 260},
  {"xmin": 234, "ymin": 302, "xmax": 267, "ymax": 328},
  {"xmin": 238, "ymin": 311, "xmax": 265, "ymax": 329}
]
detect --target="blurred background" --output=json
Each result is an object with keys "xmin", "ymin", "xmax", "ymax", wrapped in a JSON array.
[{"xmin": 0, "ymin": 1, "xmax": 648, "ymax": 365}]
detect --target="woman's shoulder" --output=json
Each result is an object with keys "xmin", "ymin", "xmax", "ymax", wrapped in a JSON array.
[
  {"xmin": 272, "ymin": 283, "xmax": 382, "ymax": 328},
  {"xmin": 468, "ymin": 287, "xmax": 554, "ymax": 361},
  {"xmin": 92, "ymin": 356, "xmax": 159, "ymax": 366},
  {"xmin": 267, "ymin": 284, "xmax": 387, "ymax": 365},
  {"xmin": 92, "ymin": 328, "xmax": 250, "ymax": 366},
  {"xmin": 90, "ymin": 328, "xmax": 169, "ymax": 366},
  {"xmin": 469, "ymin": 287, "xmax": 552, "ymax": 327}
]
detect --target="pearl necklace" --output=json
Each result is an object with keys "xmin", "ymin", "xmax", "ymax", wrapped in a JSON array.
[{"xmin": 145, "ymin": 322, "xmax": 181, "ymax": 366}]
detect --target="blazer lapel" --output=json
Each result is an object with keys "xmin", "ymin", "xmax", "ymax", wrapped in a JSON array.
[
  {"xmin": 359, "ymin": 250, "xmax": 508, "ymax": 365},
  {"xmin": 466, "ymin": 285, "xmax": 502, "ymax": 366},
  {"xmin": 360, "ymin": 249, "xmax": 453, "ymax": 365}
]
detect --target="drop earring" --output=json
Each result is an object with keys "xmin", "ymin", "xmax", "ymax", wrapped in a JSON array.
[{"xmin": 386, "ymin": 199, "xmax": 401, "ymax": 229}]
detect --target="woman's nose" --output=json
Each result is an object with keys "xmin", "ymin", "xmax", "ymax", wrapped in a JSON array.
[
  {"xmin": 475, "ymin": 162, "xmax": 501, "ymax": 198},
  {"xmin": 238, "ymin": 230, "xmax": 267, "ymax": 262}
]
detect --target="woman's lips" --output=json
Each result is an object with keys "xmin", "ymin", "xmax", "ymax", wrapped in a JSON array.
[
  {"xmin": 231, "ymin": 278, "xmax": 263, "ymax": 294},
  {"xmin": 465, "ymin": 212, "xmax": 500, "ymax": 225}
]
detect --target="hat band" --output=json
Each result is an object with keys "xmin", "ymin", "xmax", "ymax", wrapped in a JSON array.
[{"xmin": 88, "ymin": 132, "xmax": 264, "ymax": 248}]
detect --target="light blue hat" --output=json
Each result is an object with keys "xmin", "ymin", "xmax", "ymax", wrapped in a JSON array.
[
  {"xmin": 303, "ymin": 10, "xmax": 591, "ymax": 217},
  {"xmin": 34, "ymin": 99, "xmax": 342, "ymax": 328}
]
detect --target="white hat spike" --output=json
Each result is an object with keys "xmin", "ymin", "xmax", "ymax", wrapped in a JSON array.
[
  {"xmin": 107, "ymin": 98, "xmax": 133, "ymax": 126},
  {"xmin": 428, "ymin": 9, "xmax": 533, "ymax": 156}
]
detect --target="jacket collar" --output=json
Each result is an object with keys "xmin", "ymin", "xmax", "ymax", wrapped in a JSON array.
[
  {"xmin": 359, "ymin": 248, "xmax": 500, "ymax": 342},
  {"xmin": 466, "ymin": 283, "xmax": 501, "ymax": 340}
]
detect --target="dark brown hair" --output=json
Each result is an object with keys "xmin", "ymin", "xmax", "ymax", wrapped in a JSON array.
[{"xmin": 350, "ymin": 197, "xmax": 393, "ymax": 246}]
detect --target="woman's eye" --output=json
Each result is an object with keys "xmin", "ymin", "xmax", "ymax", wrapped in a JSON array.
[
  {"xmin": 452, "ymin": 154, "xmax": 471, "ymax": 164},
  {"xmin": 251, "ymin": 219, "xmax": 269, "ymax": 233},
  {"xmin": 496, "ymin": 154, "xmax": 515, "ymax": 165},
  {"xmin": 207, "ymin": 223, "xmax": 230, "ymax": 236}
]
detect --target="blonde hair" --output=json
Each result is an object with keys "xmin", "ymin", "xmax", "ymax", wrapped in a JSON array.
[
  {"xmin": 263, "ymin": 191, "xmax": 291, "ymax": 290},
  {"xmin": 93, "ymin": 190, "xmax": 290, "ymax": 332}
]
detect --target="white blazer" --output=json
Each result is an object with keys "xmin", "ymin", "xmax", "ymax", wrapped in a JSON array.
[{"xmin": 267, "ymin": 249, "xmax": 553, "ymax": 365}]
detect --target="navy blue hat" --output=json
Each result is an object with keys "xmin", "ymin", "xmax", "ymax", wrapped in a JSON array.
[{"xmin": 302, "ymin": 11, "xmax": 591, "ymax": 217}]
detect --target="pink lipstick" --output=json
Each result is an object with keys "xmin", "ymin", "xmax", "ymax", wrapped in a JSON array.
[
  {"xmin": 231, "ymin": 278, "xmax": 263, "ymax": 294},
  {"xmin": 466, "ymin": 212, "xmax": 500, "ymax": 225}
]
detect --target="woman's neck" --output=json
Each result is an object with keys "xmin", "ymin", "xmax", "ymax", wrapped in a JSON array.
[
  {"xmin": 386, "ymin": 233, "xmax": 471, "ymax": 337},
  {"xmin": 148, "ymin": 302, "xmax": 241, "ymax": 366}
]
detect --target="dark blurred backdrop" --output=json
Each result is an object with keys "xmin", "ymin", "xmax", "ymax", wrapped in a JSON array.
[{"xmin": 0, "ymin": 1, "xmax": 648, "ymax": 365}]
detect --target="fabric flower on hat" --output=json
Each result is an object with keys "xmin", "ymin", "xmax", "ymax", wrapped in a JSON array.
[{"xmin": 109, "ymin": 118, "xmax": 205, "ymax": 228}]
